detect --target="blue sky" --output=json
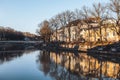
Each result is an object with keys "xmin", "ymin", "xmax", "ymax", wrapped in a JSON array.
[{"xmin": 0, "ymin": 0, "xmax": 110, "ymax": 34}]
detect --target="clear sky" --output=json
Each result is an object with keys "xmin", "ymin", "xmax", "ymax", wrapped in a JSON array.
[{"xmin": 0, "ymin": 0, "xmax": 110, "ymax": 34}]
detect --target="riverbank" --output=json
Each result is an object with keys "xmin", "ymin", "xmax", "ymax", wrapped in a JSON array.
[
  {"xmin": 0, "ymin": 41, "xmax": 41, "ymax": 51},
  {"xmin": 87, "ymin": 41, "xmax": 120, "ymax": 53},
  {"xmin": 60, "ymin": 41, "xmax": 114, "ymax": 51},
  {"xmin": 39, "ymin": 41, "xmax": 120, "ymax": 56},
  {"xmin": 39, "ymin": 41, "xmax": 86, "ymax": 53}
]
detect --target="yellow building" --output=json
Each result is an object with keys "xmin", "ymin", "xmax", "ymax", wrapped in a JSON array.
[{"xmin": 52, "ymin": 19, "xmax": 119, "ymax": 42}]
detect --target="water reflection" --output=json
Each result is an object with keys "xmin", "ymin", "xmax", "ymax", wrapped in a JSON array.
[
  {"xmin": 0, "ymin": 45, "xmax": 120, "ymax": 80},
  {"xmin": 0, "ymin": 46, "xmax": 54, "ymax": 80},
  {"xmin": 37, "ymin": 50, "xmax": 120, "ymax": 80},
  {"xmin": 0, "ymin": 45, "xmax": 37, "ymax": 65},
  {"xmin": 37, "ymin": 51, "xmax": 51, "ymax": 75},
  {"xmin": 88, "ymin": 52, "xmax": 120, "ymax": 64}
]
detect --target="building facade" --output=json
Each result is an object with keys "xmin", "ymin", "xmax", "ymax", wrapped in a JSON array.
[{"xmin": 52, "ymin": 19, "xmax": 119, "ymax": 42}]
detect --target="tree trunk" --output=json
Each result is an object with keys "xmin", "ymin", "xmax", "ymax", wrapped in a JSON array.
[
  {"xmin": 68, "ymin": 26, "xmax": 71, "ymax": 42},
  {"xmin": 55, "ymin": 27, "xmax": 58, "ymax": 41}
]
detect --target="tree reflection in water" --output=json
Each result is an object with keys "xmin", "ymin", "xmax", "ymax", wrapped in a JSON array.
[
  {"xmin": 0, "ymin": 51, "xmax": 23, "ymax": 64},
  {"xmin": 0, "ymin": 46, "xmax": 36, "ymax": 65},
  {"xmin": 37, "ymin": 51, "xmax": 51, "ymax": 75},
  {"xmin": 37, "ymin": 50, "xmax": 120, "ymax": 80}
]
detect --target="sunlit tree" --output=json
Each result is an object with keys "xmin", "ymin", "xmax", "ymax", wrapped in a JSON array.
[{"xmin": 37, "ymin": 20, "xmax": 52, "ymax": 42}]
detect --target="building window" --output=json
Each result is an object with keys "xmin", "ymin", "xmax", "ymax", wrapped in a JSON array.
[
  {"xmin": 113, "ymin": 32, "xmax": 116, "ymax": 36},
  {"xmin": 107, "ymin": 33, "xmax": 109, "ymax": 37},
  {"xmin": 113, "ymin": 66, "xmax": 116, "ymax": 70},
  {"xmin": 107, "ymin": 64, "xmax": 109, "ymax": 68}
]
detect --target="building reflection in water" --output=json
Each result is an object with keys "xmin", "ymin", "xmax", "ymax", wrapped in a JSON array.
[{"xmin": 37, "ymin": 50, "xmax": 120, "ymax": 80}]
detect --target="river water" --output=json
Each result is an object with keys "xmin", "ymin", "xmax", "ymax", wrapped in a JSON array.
[{"xmin": 0, "ymin": 47, "xmax": 120, "ymax": 80}]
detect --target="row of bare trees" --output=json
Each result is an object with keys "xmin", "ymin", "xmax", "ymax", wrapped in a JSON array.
[
  {"xmin": 37, "ymin": 0, "xmax": 120, "ymax": 43},
  {"xmin": 0, "ymin": 26, "xmax": 38, "ymax": 41}
]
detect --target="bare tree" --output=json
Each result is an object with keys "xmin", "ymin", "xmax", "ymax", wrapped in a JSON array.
[
  {"xmin": 55, "ymin": 13, "xmax": 66, "ymax": 41},
  {"xmin": 49, "ymin": 17, "xmax": 59, "ymax": 41},
  {"xmin": 55, "ymin": 10, "xmax": 75, "ymax": 42},
  {"xmin": 80, "ymin": 6, "xmax": 90, "ymax": 19},
  {"xmin": 64, "ymin": 10, "xmax": 75, "ymax": 42},
  {"xmin": 74, "ymin": 9, "xmax": 82, "ymax": 20},
  {"xmin": 109, "ymin": 0, "xmax": 120, "ymax": 23},
  {"xmin": 109, "ymin": 0, "xmax": 120, "ymax": 40},
  {"xmin": 90, "ymin": 3, "xmax": 106, "ymax": 42},
  {"xmin": 80, "ymin": 6, "xmax": 91, "ymax": 47}
]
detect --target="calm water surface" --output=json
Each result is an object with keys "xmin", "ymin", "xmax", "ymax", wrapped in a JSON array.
[{"xmin": 0, "ymin": 47, "xmax": 120, "ymax": 80}]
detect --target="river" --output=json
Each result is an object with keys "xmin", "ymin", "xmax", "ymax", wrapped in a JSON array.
[{"xmin": 0, "ymin": 47, "xmax": 119, "ymax": 80}]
